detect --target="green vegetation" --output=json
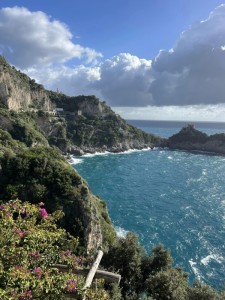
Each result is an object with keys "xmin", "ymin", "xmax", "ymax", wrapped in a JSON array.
[
  {"xmin": 102, "ymin": 234, "xmax": 225, "ymax": 299},
  {"xmin": 0, "ymin": 147, "xmax": 115, "ymax": 251},
  {"xmin": 0, "ymin": 56, "xmax": 224, "ymax": 299},
  {"xmin": 0, "ymin": 200, "xmax": 109, "ymax": 299},
  {"xmin": 0, "ymin": 109, "xmax": 49, "ymax": 147}
]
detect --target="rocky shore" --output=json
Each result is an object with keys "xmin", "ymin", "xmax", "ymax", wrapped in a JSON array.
[
  {"xmin": 67, "ymin": 142, "xmax": 159, "ymax": 156},
  {"xmin": 167, "ymin": 124, "xmax": 225, "ymax": 155}
]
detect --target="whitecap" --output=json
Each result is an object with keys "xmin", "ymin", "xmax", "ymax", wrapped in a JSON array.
[
  {"xmin": 189, "ymin": 259, "xmax": 202, "ymax": 281},
  {"xmin": 67, "ymin": 156, "xmax": 84, "ymax": 165},
  {"xmin": 82, "ymin": 148, "xmax": 152, "ymax": 157},
  {"xmin": 71, "ymin": 158, "xmax": 83, "ymax": 165},
  {"xmin": 201, "ymin": 254, "xmax": 224, "ymax": 266},
  {"xmin": 83, "ymin": 151, "xmax": 110, "ymax": 158},
  {"xmin": 119, "ymin": 148, "xmax": 151, "ymax": 155},
  {"xmin": 202, "ymin": 169, "xmax": 207, "ymax": 176},
  {"xmin": 115, "ymin": 226, "xmax": 129, "ymax": 238},
  {"xmin": 167, "ymin": 156, "xmax": 173, "ymax": 160}
]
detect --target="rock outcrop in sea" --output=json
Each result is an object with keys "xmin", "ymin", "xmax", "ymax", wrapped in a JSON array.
[{"xmin": 168, "ymin": 124, "xmax": 225, "ymax": 155}]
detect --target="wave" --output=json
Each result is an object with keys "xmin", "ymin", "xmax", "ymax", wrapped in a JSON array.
[
  {"xmin": 83, "ymin": 151, "xmax": 111, "ymax": 158},
  {"xmin": 115, "ymin": 226, "xmax": 129, "ymax": 238},
  {"xmin": 189, "ymin": 259, "xmax": 202, "ymax": 281},
  {"xmin": 78, "ymin": 147, "xmax": 156, "ymax": 158},
  {"xmin": 118, "ymin": 148, "xmax": 152, "ymax": 155},
  {"xmin": 68, "ymin": 156, "xmax": 84, "ymax": 165},
  {"xmin": 201, "ymin": 254, "xmax": 224, "ymax": 266}
]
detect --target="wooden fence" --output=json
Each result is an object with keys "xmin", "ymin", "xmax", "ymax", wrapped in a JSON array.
[{"xmin": 52, "ymin": 250, "xmax": 121, "ymax": 299}]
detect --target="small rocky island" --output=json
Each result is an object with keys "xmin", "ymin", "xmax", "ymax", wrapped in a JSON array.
[{"xmin": 168, "ymin": 124, "xmax": 225, "ymax": 155}]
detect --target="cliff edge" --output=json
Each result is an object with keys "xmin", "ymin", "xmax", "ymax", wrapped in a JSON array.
[{"xmin": 0, "ymin": 56, "xmax": 163, "ymax": 154}]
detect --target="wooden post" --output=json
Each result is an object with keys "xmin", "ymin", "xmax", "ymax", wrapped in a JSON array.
[
  {"xmin": 83, "ymin": 250, "xmax": 103, "ymax": 289},
  {"xmin": 82, "ymin": 250, "xmax": 103, "ymax": 300}
]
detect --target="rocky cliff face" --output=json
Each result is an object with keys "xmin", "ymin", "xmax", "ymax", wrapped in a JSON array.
[
  {"xmin": 0, "ymin": 56, "xmax": 54, "ymax": 112},
  {"xmin": 168, "ymin": 124, "xmax": 225, "ymax": 155},
  {"xmin": 0, "ymin": 56, "xmax": 163, "ymax": 154}
]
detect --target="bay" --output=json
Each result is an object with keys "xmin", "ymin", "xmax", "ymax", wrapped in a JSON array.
[{"xmin": 73, "ymin": 121, "xmax": 225, "ymax": 288}]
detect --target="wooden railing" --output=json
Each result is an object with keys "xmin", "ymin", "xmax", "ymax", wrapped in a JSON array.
[{"xmin": 52, "ymin": 250, "xmax": 121, "ymax": 299}]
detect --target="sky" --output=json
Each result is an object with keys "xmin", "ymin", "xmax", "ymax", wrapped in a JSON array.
[{"xmin": 1, "ymin": 0, "xmax": 225, "ymax": 121}]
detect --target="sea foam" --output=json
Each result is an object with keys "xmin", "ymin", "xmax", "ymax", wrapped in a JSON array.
[
  {"xmin": 189, "ymin": 259, "xmax": 202, "ymax": 281},
  {"xmin": 201, "ymin": 254, "xmax": 224, "ymax": 266},
  {"xmin": 115, "ymin": 226, "xmax": 129, "ymax": 238}
]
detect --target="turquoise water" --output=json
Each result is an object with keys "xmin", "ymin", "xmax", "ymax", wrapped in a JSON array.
[{"xmin": 73, "ymin": 122, "xmax": 225, "ymax": 288}]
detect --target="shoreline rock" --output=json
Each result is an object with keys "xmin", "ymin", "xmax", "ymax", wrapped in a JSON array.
[{"xmin": 167, "ymin": 124, "xmax": 225, "ymax": 156}]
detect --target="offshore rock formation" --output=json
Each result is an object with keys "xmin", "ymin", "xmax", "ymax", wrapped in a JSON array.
[{"xmin": 168, "ymin": 124, "xmax": 225, "ymax": 155}]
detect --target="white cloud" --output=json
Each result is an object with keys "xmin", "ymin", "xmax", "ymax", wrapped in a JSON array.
[
  {"xmin": 25, "ymin": 52, "xmax": 153, "ymax": 107},
  {"xmin": 25, "ymin": 65, "xmax": 101, "ymax": 96},
  {"xmin": 57, "ymin": 3, "xmax": 225, "ymax": 108},
  {"xmin": 0, "ymin": 6, "xmax": 102, "ymax": 68},
  {"xmin": 2, "ymin": 4, "xmax": 225, "ymax": 121},
  {"xmin": 150, "ymin": 4, "xmax": 225, "ymax": 106},
  {"xmin": 91, "ymin": 53, "xmax": 153, "ymax": 106}
]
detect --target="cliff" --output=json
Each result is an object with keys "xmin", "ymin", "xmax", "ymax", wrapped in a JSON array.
[
  {"xmin": 0, "ymin": 55, "xmax": 160, "ymax": 253},
  {"xmin": 0, "ymin": 56, "xmax": 163, "ymax": 154},
  {"xmin": 0, "ymin": 56, "xmax": 54, "ymax": 112},
  {"xmin": 0, "ymin": 146, "xmax": 115, "ymax": 252},
  {"xmin": 168, "ymin": 124, "xmax": 225, "ymax": 155}
]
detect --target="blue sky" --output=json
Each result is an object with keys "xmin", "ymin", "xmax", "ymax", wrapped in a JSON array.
[{"xmin": 1, "ymin": 0, "xmax": 225, "ymax": 121}]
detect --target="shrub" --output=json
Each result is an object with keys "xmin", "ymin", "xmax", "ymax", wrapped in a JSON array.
[{"xmin": 0, "ymin": 200, "xmax": 108, "ymax": 299}]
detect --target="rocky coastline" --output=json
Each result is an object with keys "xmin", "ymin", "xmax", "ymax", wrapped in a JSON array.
[
  {"xmin": 167, "ymin": 124, "xmax": 225, "ymax": 156},
  {"xmin": 67, "ymin": 141, "xmax": 160, "ymax": 156}
]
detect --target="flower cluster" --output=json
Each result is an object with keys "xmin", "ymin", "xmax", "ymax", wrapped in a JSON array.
[
  {"xmin": 65, "ymin": 279, "xmax": 77, "ymax": 293},
  {"xmin": 39, "ymin": 208, "xmax": 48, "ymax": 218},
  {"xmin": 0, "ymin": 200, "xmax": 109, "ymax": 299},
  {"xmin": 34, "ymin": 267, "xmax": 43, "ymax": 279},
  {"xmin": 0, "ymin": 200, "xmax": 84, "ymax": 299}
]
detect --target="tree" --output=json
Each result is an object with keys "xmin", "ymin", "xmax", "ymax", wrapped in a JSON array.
[{"xmin": 146, "ymin": 267, "xmax": 188, "ymax": 300}]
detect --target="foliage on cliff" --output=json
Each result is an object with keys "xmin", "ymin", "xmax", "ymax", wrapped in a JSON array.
[
  {"xmin": 0, "ymin": 200, "xmax": 109, "ymax": 299},
  {"xmin": 101, "ymin": 233, "xmax": 225, "ymax": 299},
  {"xmin": 0, "ymin": 56, "xmax": 162, "ymax": 153},
  {"xmin": 0, "ymin": 147, "xmax": 115, "ymax": 251},
  {"xmin": 0, "ymin": 109, "xmax": 49, "ymax": 148}
]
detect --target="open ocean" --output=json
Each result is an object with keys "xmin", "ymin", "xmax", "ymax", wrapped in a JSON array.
[{"xmin": 72, "ymin": 120, "xmax": 225, "ymax": 289}]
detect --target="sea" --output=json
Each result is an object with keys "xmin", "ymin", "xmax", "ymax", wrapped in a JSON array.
[{"xmin": 72, "ymin": 120, "xmax": 225, "ymax": 289}]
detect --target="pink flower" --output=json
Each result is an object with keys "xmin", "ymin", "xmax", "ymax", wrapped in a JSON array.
[
  {"xmin": 34, "ymin": 267, "xmax": 43, "ymax": 279},
  {"xmin": 65, "ymin": 279, "xmax": 77, "ymax": 293},
  {"xmin": 38, "ymin": 202, "xmax": 45, "ymax": 207},
  {"xmin": 0, "ymin": 205, "xmax": 5, "ymax": 210},
  {"xmin": 39, "ymin": 208, "xmax": 48, "ymax": 218}
]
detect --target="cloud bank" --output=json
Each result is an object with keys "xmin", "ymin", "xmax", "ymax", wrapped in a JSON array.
[
  {"xmin": 1, "ymin": 4, "xmax": 225, "ymax": 115},
  {"xmin": 0, "ymin": 6, "xmax": 102, "ymax": 68},
  {"xmin": 150, "ymin": 4, "xmax": 225, "ymax": 106}
]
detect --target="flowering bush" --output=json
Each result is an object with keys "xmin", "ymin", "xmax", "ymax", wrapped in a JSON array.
[{"xmin": 0, "ymin": 200, "xmax": 109, "ymax": 299}]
